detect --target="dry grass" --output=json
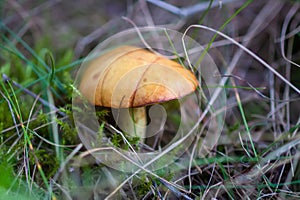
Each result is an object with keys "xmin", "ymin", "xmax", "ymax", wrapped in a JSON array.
[{"xmin": 1, "ymin": 0, "xmax": 300, "ymax": 199}]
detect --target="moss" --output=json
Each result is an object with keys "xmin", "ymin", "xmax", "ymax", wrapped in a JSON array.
[
  {"xmin": 111, "ymin": 132, "xmax": 140, "ymax": 150},
  {"xmin": 136, "ymin": 175, "xmax": 153, "ymax": 197}
]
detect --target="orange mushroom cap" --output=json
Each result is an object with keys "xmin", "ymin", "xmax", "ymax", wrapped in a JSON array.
[{"xmin": 79, "ymin": 45, "xmax": 199, "ymax": 108}]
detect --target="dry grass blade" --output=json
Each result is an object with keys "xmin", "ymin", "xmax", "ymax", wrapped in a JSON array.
[{"xmin": 1, "ymin": 1, "xmax": 300, "ymax": 199}]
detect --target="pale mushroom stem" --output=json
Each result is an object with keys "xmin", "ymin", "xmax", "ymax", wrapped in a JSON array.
[
  {"xmin": 131, "ymin": 107, "xmax": 147, "ymax": 139},
  {"xmin": 117, "ymin": 107, "xmax": 147, "ymax": 141}
]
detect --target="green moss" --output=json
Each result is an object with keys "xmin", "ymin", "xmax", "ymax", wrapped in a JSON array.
[
  {"xmin": 136, "ymin": 175, "xmax": 153, "ymax": 197},
  {"xmin": 111, "ymin": 132, "xmax": 140, "ymax": 150},
  {"xmin": 56, "ymin": 118, "xmax": 79, "ymax": 145}
]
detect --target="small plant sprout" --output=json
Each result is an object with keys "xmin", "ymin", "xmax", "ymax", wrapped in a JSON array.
[{"xmin": 78, "ymin": 45, "xmax": 198, "ymax": 142}]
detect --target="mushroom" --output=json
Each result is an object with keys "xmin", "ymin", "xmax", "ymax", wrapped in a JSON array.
[{"xmin": 78, "ymin": 45, "xmax": 198, "ymax": 141}]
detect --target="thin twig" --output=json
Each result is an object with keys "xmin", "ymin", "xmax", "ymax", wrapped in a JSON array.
[{"xmin": 146, "ymin": 0, "xmax": 239, "ymax": 18}]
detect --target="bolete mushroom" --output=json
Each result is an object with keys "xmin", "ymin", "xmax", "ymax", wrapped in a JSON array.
[{"xmin": 78, "ymin": 45, "xmax": 198, "ymax": 141}]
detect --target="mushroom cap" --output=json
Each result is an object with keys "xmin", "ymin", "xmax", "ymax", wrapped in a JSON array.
[{"xmin": 79, "ymin": 46, "xmax": 199, "ymax": 108}]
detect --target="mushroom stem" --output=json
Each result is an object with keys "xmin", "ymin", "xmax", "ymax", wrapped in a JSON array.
[
  {"xmin": 131, "ymin": 107, "xmax": 147, "ymax": 139},
  {"xmin": 116, "ymin": 107, "xmax": 147, "ymax": 141}
]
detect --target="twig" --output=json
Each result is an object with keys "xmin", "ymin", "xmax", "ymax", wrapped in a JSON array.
[{"xmin": 146, "ymin": 0, "xmax": 239, "ymax": 18}]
